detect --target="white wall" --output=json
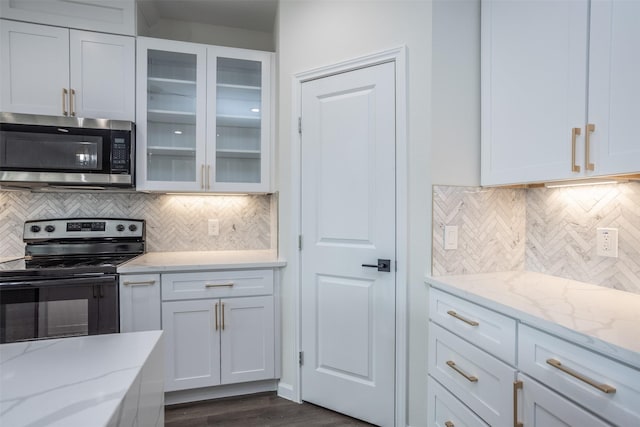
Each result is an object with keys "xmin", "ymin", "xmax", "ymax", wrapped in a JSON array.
[
  {"xmin": 276, "ymin": 1, "xmax": 480, "ymax": 426},
  {"xmin": 136, "ymin": 3, "xmax": 275, "ymax": 51}
]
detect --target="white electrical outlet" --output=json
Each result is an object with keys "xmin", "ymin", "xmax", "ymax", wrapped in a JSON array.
[
  {"xmin": 596, "ymin": 227, "xmax": 618, "ymax": 257},
  {"xmin": 208, "ymin": 219, "xmax": 220, "ymax": 236},
  {"xmin": 444, "ymin": 225, "xmax": 459, "ymax": 250}
]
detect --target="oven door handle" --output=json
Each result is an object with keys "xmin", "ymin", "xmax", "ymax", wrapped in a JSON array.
[{"xmin": 0, "ymin": 275, "xmax": 117, "ymax": 290}]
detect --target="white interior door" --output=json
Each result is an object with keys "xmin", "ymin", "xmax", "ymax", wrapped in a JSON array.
[{"xmin": 300, "ymin": 61, "xmax": 396, "ymax": 426}]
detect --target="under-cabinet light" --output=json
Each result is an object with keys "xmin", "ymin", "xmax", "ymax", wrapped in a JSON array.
[
  {"xmin": 251, "ymin": 108, "xmax": 260, "ymax": 113},
  {"xmin": 544, "ymin": 178, "xmax": 628, "ymax": 188},
  {"xmin": 173, "ymin": 130, "xmax": 183, "ymax": 135}
]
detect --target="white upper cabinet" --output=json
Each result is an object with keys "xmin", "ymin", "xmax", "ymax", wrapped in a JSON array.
[
  {"xmin": 588, "ymin": 0, "xmax": 640, "ymax": 176},
  {"xmin": 137, "ymin": 37, "xmax": 272, "ymax": 193},
  {"xmin": 0, "ymin": 20, "xmax": 134, "ymax": 121},
  {"xmin": 482, "ymin": 0, "xmax": 640, "ymax": 186}
]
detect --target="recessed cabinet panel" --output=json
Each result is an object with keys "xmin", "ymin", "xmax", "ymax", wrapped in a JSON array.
[
  {"xmin": 427, "ymin": 376, "xmax": 489, "ymax": 427},
  {"xmin": 119, "ymin": 274, "xmax": 161, "ymax": 333}
]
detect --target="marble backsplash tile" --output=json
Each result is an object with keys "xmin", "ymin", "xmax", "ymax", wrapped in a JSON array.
[
  {"xmin": 432, "ymin": 182, "xmax": 640, "ymax": 294},
  {"xmin": 432, "ymin": 185, "xmax": 526, "ymax": 275},
  {"xmin": 0, "ymin": 191, "xmax": 273, "ymax": 256},
  {"xmin": 526, "ymin": 182, "xmax": 640, "ymax": 294}
]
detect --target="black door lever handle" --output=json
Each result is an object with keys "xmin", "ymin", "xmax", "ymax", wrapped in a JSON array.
[{"xmin": 362, "ymin": 259, "xmax": 391, "ymax": 272}]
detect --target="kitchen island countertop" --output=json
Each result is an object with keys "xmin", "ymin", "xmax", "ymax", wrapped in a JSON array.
[
  {"xmin": 0, "ymin": 331, "xmax": 164, "ymax": 427},
  {"xmin": 118, "ymin": 250, "xmax": 286, "ymax": 273},
  {"xmin": 427, "ymin": 271, "xmax": 640, "ymax": 369}
]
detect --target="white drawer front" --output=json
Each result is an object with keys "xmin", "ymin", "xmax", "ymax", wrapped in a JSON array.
[
  {"xmin": 428, "ymin": 376, "xmax": 489, "ymax": 427},
  {"xmin": 429, "ymin": 322, "xmax": 516, "ymax": 426},
  {"xmin": 161, "ymin": 269, "xmax": 274, "ymax": 301},
  {"xmin": 519, "ymin": 324, "xmax": 640, "ymax": 427},
  {"xmin": 429, "ymin": 287, "xmax": 517, "ymax": 364}
]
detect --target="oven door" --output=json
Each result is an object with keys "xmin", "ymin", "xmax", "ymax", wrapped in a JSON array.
[{"xmin": 0, "ymin": 274, "xmax": 119, "ymax": 344}]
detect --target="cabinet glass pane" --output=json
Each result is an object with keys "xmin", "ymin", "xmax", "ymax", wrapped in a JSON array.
[
  {"xmin": 146, "ymin": 50, "xmax": 198, "ymax": 182},
  {"xmin": 216, "ymin": 57, "xmax": 261, "ymax": 183}
]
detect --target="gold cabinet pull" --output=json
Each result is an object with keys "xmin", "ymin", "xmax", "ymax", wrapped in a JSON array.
[
  {"xmin": 215, "ymin": 302, "xmax": 219, "ymax": 331},
  {"xmin": 123, "ymin": 279, "xmax": 156, "ymax": 286},
  {"xmin": 513, "ymin": 380, "xmax": 523, "ymax": 427},
  {"xmin": 70, "ymin": 88, "xmax": 76, "ymax": 116},
  {"xmin": 546, "ymin": 358, "xmax": 616, "ymax": 394},
  {"xmin": 571, "ymin": 127, "xmax": 581, "ymax": 172},
  {"xmin": 62, "ymin": 88, "xmax": 68, "ymax": 116},
  {"xmin": 204, "ymin": 281, "xmax": 234, "ymax": 288},
  {"xmin": 201, "ymin": 164, "xmax": 205, "ymax": 189},
  {"xmin": 447, "ymin": 310, "xmax": 479, "ymax": 326},
  {"xmin": 585, "ymin": 123, "xmax": 595, "ymax": 171},
  {"xmin": 445, "ymin": 422, "xmax": 455, "ymax": 427},
  {"xmin": 446, "ymin": 360, "xmax": 478, "ymax": 382},
  {"xmin": 221, "ymin": 302, "xmax": 225, "ymax": 330},
  {"xmin": 206, "ymin": 164, "xmax": 211, "ymax": 190}
]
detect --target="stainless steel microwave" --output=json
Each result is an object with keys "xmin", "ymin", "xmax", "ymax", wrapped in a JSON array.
[{"xmin": 0, "ymin": 113, "xmax": 134, "ymax": 190}]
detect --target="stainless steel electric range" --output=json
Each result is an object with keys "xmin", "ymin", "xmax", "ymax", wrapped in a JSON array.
[{"xmin": 0, "ymin": 218, "xmax": 145, "ymax": 344}]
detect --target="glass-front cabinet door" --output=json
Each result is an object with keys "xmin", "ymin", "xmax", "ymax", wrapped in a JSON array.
[
  {"xmin": 136, "ymin": 37, "xmax": 207, "ymax": 191},
  {"xmin": 207, "ymin": 47, "xmax": 271, "ymax": 192}
]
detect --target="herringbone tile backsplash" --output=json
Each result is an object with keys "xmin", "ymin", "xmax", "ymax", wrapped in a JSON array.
[
  {"xmin": 0, "ymin": 192, "xmax": 274, "ymax": 256},
  {"xmin": 433, "ymin": 182, "xmax": 640, "ymax": 294}
]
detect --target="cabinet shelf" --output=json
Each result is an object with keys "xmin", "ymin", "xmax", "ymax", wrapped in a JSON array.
[
  {"xmin": 148, "ymin": 77, "xmax": 196, "ymax": 97},
  {"xmin": 147, "ymin": 146, "xmax": 196, "ymax": 157},
  {"xmin": 148, "ymin": 109, "xmax": 197, "ymax": 124},
  {"xmin": 217, "ymin": 115, "xmax": 260, "ymax": 128},
  {"xmin": 216, "ymin": 149, "xmax": 261, "ymax": 159},
  {"xmin": 217, "ymin": 83, "xmax": 260, "ymax": 91}
]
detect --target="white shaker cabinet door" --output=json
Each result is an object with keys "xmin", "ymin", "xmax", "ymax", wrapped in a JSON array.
[
  {"xmin": 481, "ymin": 0, "xmax": 589, "ymax": 185},
  {"xmin": 588, "ymin": 0, "xmax": 640, "ymax": 176},
  {"xmin": 69, "ymin": 30, "xmax": 135, "ymax": 121},
  {"xmin": 162, "ymin": 299, "xmax": 221, "ymax": 392},
  {"xmin": 119, "ymin": 274, "xmax": 161, "ymax": 333},
  {"xmin": 220, "ymin": 295, "xmax": 275, "ymax": 384},
  {"xmin": 0, "ymin": 20, "xmax": 69, "ymax": 116}
]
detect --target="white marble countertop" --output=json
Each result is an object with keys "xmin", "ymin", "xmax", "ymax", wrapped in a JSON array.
[
  {"xmin": 0, "ymin": 331, "xmax": 163, "ymax": 427},
  {"xmin": 118, "ymin": 250, "xmax": 286, "ymax": 273},
  {"xmin": 426, "ymin": 271, "xmax": 640, "ymax": 369}
]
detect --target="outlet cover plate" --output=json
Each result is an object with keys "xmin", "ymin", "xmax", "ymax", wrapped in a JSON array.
[
  {"xmin": 444, "ymin": 225, "xmax": 458, "ymax": 250},
  {"xmin": 208, "ymin": 219, "xmax": 220, "ymax": 236},
  {"xmin": 596, "ymin": 227, "xmax": 618, "ymax": 257}
]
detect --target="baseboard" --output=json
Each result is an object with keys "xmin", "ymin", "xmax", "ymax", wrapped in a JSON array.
[
  {"xmin": 165, "ymin": 380, "xmax": 278, "ymax": 405},
  {"xmin": 276, "ymin": 381, "xmax": 298, "ymax": 402}
]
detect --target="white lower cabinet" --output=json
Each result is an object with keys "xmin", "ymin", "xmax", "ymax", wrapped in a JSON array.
[
  {"xmin": 428, "ymin": 285, "xmax": 636, "ymax": 427},
  {"xmin": 160, "ymin": 269, "xmax": 277, "ymax": 393},
  {"xmin": 119, "ymin": 274, "xmax": 161, "ymax": 332},
  {"xmin": 163, "ymin": 295, "xmax": 274, "ymax": 392}
]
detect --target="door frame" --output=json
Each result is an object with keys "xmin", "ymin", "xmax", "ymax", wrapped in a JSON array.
[{"xmin": 289, "ymin": 46, "xmax": 408, "ymax": 427}]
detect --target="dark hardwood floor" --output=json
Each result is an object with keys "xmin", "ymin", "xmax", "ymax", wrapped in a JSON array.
[{"xmin": 165, "ymin": 392, "xmax": 375, "ymax": 426}]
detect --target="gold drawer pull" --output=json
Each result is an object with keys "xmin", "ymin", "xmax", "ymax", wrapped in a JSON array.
[
  {"xmin": 204, "ymin": 281, "xmax": 234, "ymax": 288},
  {"xmin": 546, "ymin": 358, "xmax": 616, "ymax": 394},
  {"xmin": 585, "ymin": 123, "xmax": 595, "ymax": 171},
  {"xmin": 513, "ymin": 380, "xmax": 523, "ymax": 427},
  {"xmin": 571, "ymin": 127, "xmax": 581, "ymax": 172},
  {"xmin": 446, "ymin": 360, "xmax": 478, "ymax": 382},
  {"xmin": 123, "ymin": 280, "xmax": 156, "ymax": 286},
  {"xmin": 445, "ymin": 422, "xmax": 454, "ymax": 427},
  {"xmin": 447, "ymin": 310, "xmax": 479, "ymax": 326}
]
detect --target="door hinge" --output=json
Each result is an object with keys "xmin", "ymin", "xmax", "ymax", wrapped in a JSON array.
[
  {"xmin": 299, "ymin": 351, "xmax": 304, "ymax": 365},
  {"xmin": 298, "ymin": 234, "xmax": 303, "ymax": 250},
  {"xmin": 298, "ymin": 117, "xmax": 302, "ymax": 134}
]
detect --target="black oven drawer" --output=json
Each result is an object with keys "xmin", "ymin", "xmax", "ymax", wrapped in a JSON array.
[{"xmin": 0, "ymin": 274, "xmax": 119, "ymax": 343}]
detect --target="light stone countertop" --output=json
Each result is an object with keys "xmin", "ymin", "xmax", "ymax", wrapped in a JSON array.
[
  {"xmin": 0, "ymin": 331, "xmax": 164, "ymax": 427},
  {"xmin": 118, "ymin": 250, "xmax": 286, "ymax": 273},
  {"xmin": 426, "ymin": 271, "xmax": 640, "ymax": 369}
]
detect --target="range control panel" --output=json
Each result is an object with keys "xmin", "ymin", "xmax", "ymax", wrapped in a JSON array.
[{"xmin": 24, "ymin": 218, "xmax": 145, "ymax": 240}]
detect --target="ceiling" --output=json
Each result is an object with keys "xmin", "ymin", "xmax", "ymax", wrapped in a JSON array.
[{"xmin": 138, "ymin": 0, "xmax": 278, "ymax": 33}]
